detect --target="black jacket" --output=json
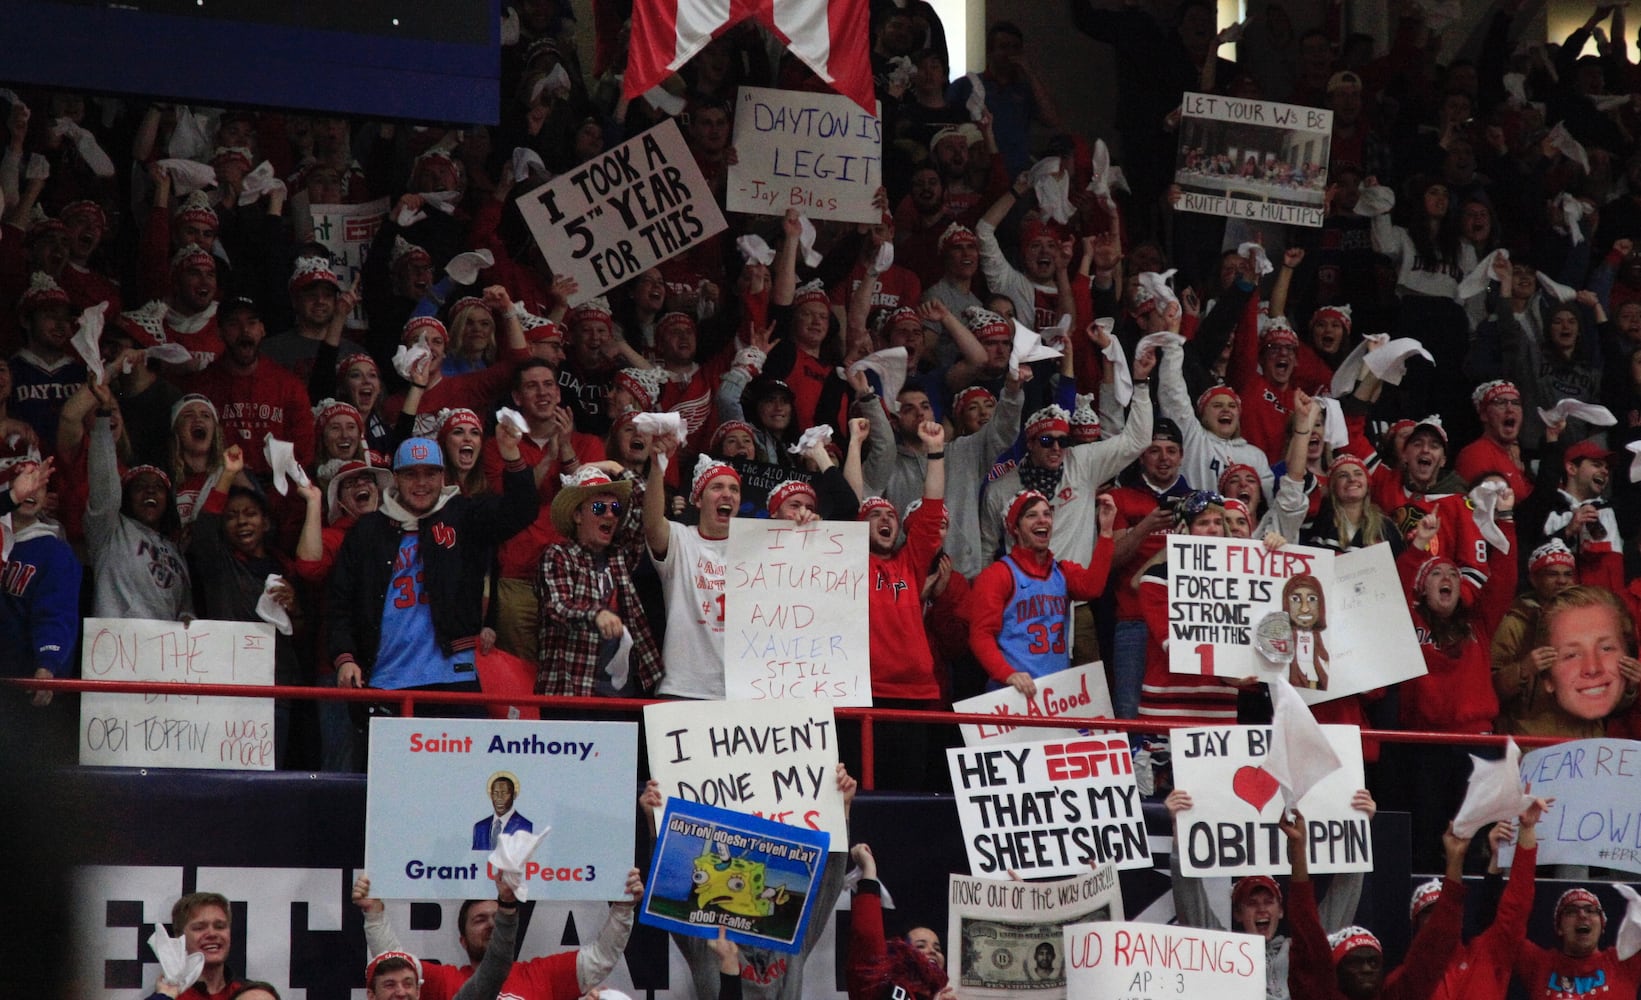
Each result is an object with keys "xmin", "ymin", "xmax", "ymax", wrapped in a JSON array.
[{"xmin": 327, "ymin": 462, "xmax": 537, "ymax": 681}]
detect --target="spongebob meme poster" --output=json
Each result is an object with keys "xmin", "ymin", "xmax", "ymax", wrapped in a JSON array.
[{"xmin": 640, "ymin": 799, "xmax": 830, "ymax": 952}]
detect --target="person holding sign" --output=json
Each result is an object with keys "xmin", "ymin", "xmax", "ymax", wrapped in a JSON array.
[
  {"xmin": 536, "ymin": 464, "xmax": 663, "ymax": 697},
  {"xmin": 356, "ymin": 870, "xmax": 523, "ymax": 1000},
  {"xmin": 1285, "ymin": 809, "xmax": 1471, "ymax": 1000},
  {"xmin": 1527, "ymin": 586, "xmax": 1639, "ymax": 732},
  {"xmin": 1136, "ymin": 490, "xmax": 1242, "ymax": 723},
  {"xmin": 645, "ymin": 443, "xmax": 740, "ymax": 698},
  {"xmin": 1165, "ymin": 787, "xmax": 1372, "ymax": 1000},
  {"xmin": 969, "ymin": 489, "xmax": 1117, "ymax": 698},
  {"xmin": 1492, "ymin": 547, "xmax": 1622, "ymax": 737},
  {"xmin": 189, "ymin": 444, "xmax": 305, "ymax": 766},
  {"xmin": 640, "ymin": 765, "xmax": 858, "ymax": 1000},
  {"xmin": 845, "ymin": 844, "xmax": 953, "ymax": 1000},
  {"xmin": 353, "ymin": 867, "xmax": 646, "ymax": 1000}
]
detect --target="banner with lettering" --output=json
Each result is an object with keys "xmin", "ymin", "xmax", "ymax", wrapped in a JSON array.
[
  {"xmin": 1165, "ymin": 538, "xmax": 1422, "ymax": 705},
  {"xmin": 1499, "ymin": 739, "xmax": 1641, "ymax": 875},
  {"xmin": 79, "ymin": 617, "xmax": 275, "ymax": 769},
  {"xmin": 646, "ymin": 700, "xmax": 846, "ymax": 848},
  {"xmin": 364, "ymin": 718, "xmax": 638, "ymax": 900},
  {"xmin": 63, "ymin": 768, "xmax": 1418, "ymax": 1000},
  {"xmin": 640, "ymin": 798, "xmax": 830, "ymax": 953},
  {"xmin": 1063, "ymin": 921, "xmax": 1265, "ymax": 1000},
  {"xmin": 1170, "ymin": 725, "xmax": 1370, "ymax": 876},
  {"xmin": 724, "ymin": 519, "xmax": 870, "ymax": 705},
  {"xmin": 947, "ymin": 735, "xmax": 1149, "ymax": 878},
  {"xmin": 518, "ymin": 119, "xmax": 727, "ymax": 305},
  {"xmin": 953, "ymin": 662, "xmax": 1115, "ymax": 746},
  {"xmin": 727, "ymin": 86, "xmax": 883, "ymax": 223},
  {"xmin": 307, "ymin": 197, "xmax": 389, "ymax": 329},
  {"xmin": 948, "ymin": 864, "xmax": 1123, "ymax": 1000},
  {"xmin": 1173, "ymin": 92, "xmax": 1332, "ymax": 228}
]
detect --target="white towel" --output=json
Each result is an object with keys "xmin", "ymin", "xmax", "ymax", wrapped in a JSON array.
[
  {"xmin": 488, "ymin": 827, "xmax": 551, "ymax": 901},
  {"xmin": 1451, "ymin": 738, "xmax": 1532, "ymax": 838},
  {"xmin": 255, "ymin": 574, "xmax": 294, "ymax": 635}
]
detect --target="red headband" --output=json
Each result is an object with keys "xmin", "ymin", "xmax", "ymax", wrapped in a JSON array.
[
  {"xmin": 1313, "ymin": 305, "xmax": 1351, "ymax": 331},
  {"xmin": 315, "ymin": 400, "xmax": 364, "ymax": 431},
  {"xmin": 1004, "ymin": 490, "xmax": 1048, "ymax": 534},
  {"xmin": 857, "ymin": 496, "xmax": 897, "ymax": 521},
  {"xmin": 770, "ymin": 480, "xmax": 818, "ymax": 513},
  {"xmin": 1196, "ymin": 385, "xmax": 1240, "ymax": 411},
  {"xmin": 1328, "ymin": 927, "xmax": 1382, "ymax": 965}
]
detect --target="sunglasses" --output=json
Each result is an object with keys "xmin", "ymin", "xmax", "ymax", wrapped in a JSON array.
[
  {"xmin": 1180, "ymin": 490, "xmax": 1226, "ymax": 516},
  {"xmin": 1036, "ymin": 435, "xmax": 1072, "ymax": 449},
  {"xmin": 589, "ymin": 501, "xmax": 623, "ymax": 517}
]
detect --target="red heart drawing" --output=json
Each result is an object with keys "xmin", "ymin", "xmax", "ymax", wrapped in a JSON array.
[{"xmin": 1232, "ymin": 765, "xmax": 1280, "ymax": 812}]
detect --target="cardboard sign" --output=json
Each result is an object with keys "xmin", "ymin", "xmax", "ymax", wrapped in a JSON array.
[
  {"xmin": 646, "ymin": 700, "xmax": 846, "ymax": 848},
  {"xmin": 947, "ymin": 735, "xmax": 1149, "ymax": 878},
  {"xmin": 729, "ymin": 458, "xmax": 807, "ymax": 510},
  {"xmin": 640, "ymin": 798, "xmax": 830, "ymax": 953},
  {"xmin": 1165, "ymin": 538, "xmax": 1423, "ymax": 705},
  {"xmin": 1498, "ymin": 739, "xmax": 1641, "ymax": 875},
  {"xmin": 724, "ymin": 519, "xmax": 870, "ymax": 705},
  {"xmin": 728, "ymin": 86, "xmax": 883, "ymax": 223},
  {"xmin": 364, "ymin": 718, "xmax": 638, "ymax": 899},
  {"xmin": 79, "ymin": 618, "xmax": 275, "ymax": 769},
  {"xmin": 954, "ymin": 662, "xmax": 1115, "ymax": 746},
  {"xmin": 1063, "ymin": 921, "xmax": 1265, "ymax": 1000},
  {"xmin": 949, "ymin": 864, "xmax": 1123, "ymax": 1000},
  {"xmin": 1173, "ymin": 92, "xmax": 1332, "ymax": 228},
  {"xmin": 1170, "ymin": 725, "xmax": 1370, "ymax": 875},
  {"xmin": 519, "ymin": 119, "xmax": 727, "ymax": 305},
  {"xmin": 308, "ymin": 197, "xmax": 389, "ymax": 329}
]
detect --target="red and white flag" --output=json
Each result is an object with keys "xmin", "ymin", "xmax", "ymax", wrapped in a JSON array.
[{"xmin": 625, "ymin": 0, "xmax": 875, "ymax": 114}]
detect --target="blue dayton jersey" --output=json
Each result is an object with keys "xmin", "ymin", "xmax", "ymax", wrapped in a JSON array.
[{"xmin": 997, "ymin": 554, "xmax": 1071, "ymax": 678}]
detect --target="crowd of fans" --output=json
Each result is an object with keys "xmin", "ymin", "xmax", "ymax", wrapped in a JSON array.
[
  {"xmin": 5, "ymin": 0, "xmax": 1641, "ymax": 791},
  {"xmin": 11, "ymin": 0, "xmax": 1641, "ymax": 997},
  {"xmin": 3, "ymin": 0, "xmax": 1641, "ymax": 802}
]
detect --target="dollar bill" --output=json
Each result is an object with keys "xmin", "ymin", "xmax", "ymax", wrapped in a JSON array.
[{"xmin": 957, "ymin": 917, "xmax": 1072, "ymax": 990}]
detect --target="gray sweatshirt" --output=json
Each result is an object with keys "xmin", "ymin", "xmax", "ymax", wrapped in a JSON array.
[{"xmin": 84, "ymin": 417, "xmax": 193, "ymax": 621}]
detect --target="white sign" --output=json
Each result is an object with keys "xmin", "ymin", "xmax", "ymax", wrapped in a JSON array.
[
  {"xmin": 724, "ymin": 519, "xmax": 871, "ymax": 705},
  {"xmin": 1063, "ymin": 920, "xmax": 1266, "ymax": 1000},
  {"xmin": 1166, "ymin": 538, "xmax": 1423, "ymax": 705},
  {"xmin": 1500, "ymin": 739, "xmax": 1641, "ymax": 874},
  {"xmin": 79, "ymin": 617, "xmax": 275, "ymax": 769},
  {"xmin": 518, "ymin": 119, "xmax": 727, "ymax": 305},
  {"xmin": 947, "ymin": 735, "xmax": 1149, "ymax": 878},
  {"xmin": 645, "ymin": 700, "xmax": 846, "ymax": 848},
  {"xmin": 364, "ymin": 718, "xmax": 638, "ymax": 900},
  {"xmin": 309, "ymin": 197, "xmax": 389, "ymax": 329},
  {"xmin": 1171, "ymin": 725, "xmax": 1370, "ymax": 875},
  {"xmin": 954, "ymin": 662, "xmax": 1114, "ymax": 746},
  {"xmin": 728, "ymin": 86, "xmax": 883, "ymax": 223},
  {"xmin": 1174, "ymin": 92, "xmax": 1332, "ymax": 228},
  {"xmin": 948, "ymin": 864, "xmax": 1123, "ymax": 1000}
]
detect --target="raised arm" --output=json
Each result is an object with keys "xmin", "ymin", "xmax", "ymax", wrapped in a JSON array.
[
  {"xmin": 643, "ymin": 436, "xmax": 675, "ymax": 560},
  {"xmin": 576, "ymin": 868, "xmax": 643, "ymax": 990},
  {"xmin": 451, "ymin": 875, "xmax": 521, "ymax": 1000},
  {"xmin": 918, "ymin": 421, "xmax": 946, "ymax": 501}
]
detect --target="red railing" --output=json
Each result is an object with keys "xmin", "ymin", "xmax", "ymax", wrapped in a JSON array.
[{"xmin": 6, "ymin": 677, "xmax": 1573, "ymax": 787}]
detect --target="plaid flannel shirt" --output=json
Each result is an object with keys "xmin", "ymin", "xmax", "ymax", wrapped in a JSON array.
[{"xmin": 535, "ymin": 474, "xmax": 664, "ymax": 695}]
